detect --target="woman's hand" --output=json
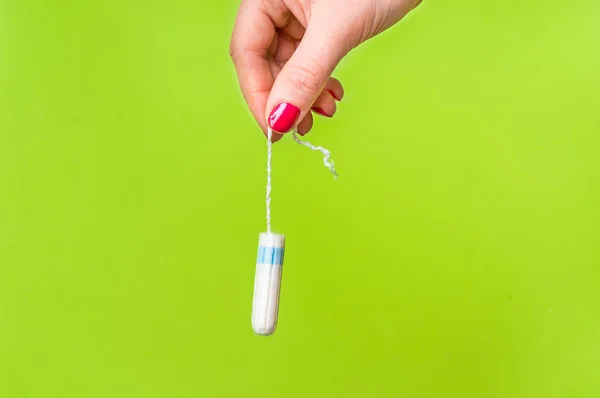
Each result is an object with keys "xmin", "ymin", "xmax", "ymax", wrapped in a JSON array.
[{"xmin": 230, "ymin": 0, "xmax": 422, "ymax": 141}]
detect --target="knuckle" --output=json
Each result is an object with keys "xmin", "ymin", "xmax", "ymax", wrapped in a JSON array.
[
  {"xmin": 229, "ymin": 47, "xmax": 248, "ymax": 69},
  {"xmin": 229, "ymin": 43, "xmax": 238, "ymax": 63},
  {"xmin": 229, "ymin": 35, "xmax": 243, "ymax": 65},
  {"xmin": 286, "ymin": 59, "xmax": 326, "ymax": 94}
]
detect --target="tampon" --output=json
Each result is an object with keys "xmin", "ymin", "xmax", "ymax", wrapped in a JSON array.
[{"xmin": 251, "ymin": 233, "xmax": 285, "ymax": 335}]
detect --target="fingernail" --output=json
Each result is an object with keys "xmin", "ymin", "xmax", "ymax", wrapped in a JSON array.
[
  {"xmin": 328, "ymin": 90, "xmax": 342, "ymax": 101},
  {"xmin": 268, "ymin": 102, "xmax": 301, "ymax": 133},
  {"xmin": 312, "ymin": 107, "xmax": 332, "ymax": 118}
]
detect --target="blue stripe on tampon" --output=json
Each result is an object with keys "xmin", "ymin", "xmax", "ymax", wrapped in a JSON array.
[{"xmin": 257, "ymin": 247, "xmax": 284, "ymax": 265}]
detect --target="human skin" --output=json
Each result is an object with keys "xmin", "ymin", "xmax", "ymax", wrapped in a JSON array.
[{"xmin": 230, "ymin": 0, "xmax": 422, "ymax": 141}]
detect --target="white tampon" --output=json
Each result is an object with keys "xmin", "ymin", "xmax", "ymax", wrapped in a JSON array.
[
  {"xmin": 251, "ymin": 128, "xmax": 334, "ymax": 336},
  {"xmin": 252, "ymin": 232, "xmax": 285, "ymax": 336}
]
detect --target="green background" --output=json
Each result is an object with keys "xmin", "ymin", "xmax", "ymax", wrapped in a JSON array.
[{"xmin": 1, "ymin": 0, "xmax": 599, "ymax": 397}]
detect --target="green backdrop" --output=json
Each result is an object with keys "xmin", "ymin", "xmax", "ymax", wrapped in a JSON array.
[{"xmin": 1, "ymin": 1, "xmax": 599, "ymax": 397}]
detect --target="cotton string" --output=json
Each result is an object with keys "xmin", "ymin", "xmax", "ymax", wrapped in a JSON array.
[
  {"xmin": 266, "ymin": 128, "xmax": 273, "ymax": 234},
  {"xmin": 266, "ymin": 127, "xmax": 337, "ymax": 233}
]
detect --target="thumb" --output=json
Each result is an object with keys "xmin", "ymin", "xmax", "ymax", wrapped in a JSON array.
[{"xmin": 266, "ymin": 17, "xmax": 352, "ymax": 134}]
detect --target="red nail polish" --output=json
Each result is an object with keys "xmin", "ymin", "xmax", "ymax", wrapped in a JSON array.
[
  {"xmin": 268, "ymin": 102, "xmax": 301, "ymax": 133},
  {"xmin": 328, "ymin": 90, "xmax": 342, "ymax": 101},
  {"xmin": 312, "ymin": 107, "xmax": 332, "ymax": 117}
]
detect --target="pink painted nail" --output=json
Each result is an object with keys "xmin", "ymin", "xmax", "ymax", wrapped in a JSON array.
[
  {"xmin": 328, "ymin": 90, "xmax": 342, "ymax": 101},
  {"xmin": 312, "ymin": 107, "xmax": 332, "ymax": 117},
  {"xmin": 268, "ymin": 102, "xmax": 301, "ymax": 133}
]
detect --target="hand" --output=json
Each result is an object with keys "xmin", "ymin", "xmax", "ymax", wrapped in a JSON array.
[{"xmin": 230, "ymin": 0, "xmax": 422, "ymax": 141}]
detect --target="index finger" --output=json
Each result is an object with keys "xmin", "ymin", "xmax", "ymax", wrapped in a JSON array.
[{"xmin": 230, "ymin": 1, "xmax": 281, "ymax": 141}]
